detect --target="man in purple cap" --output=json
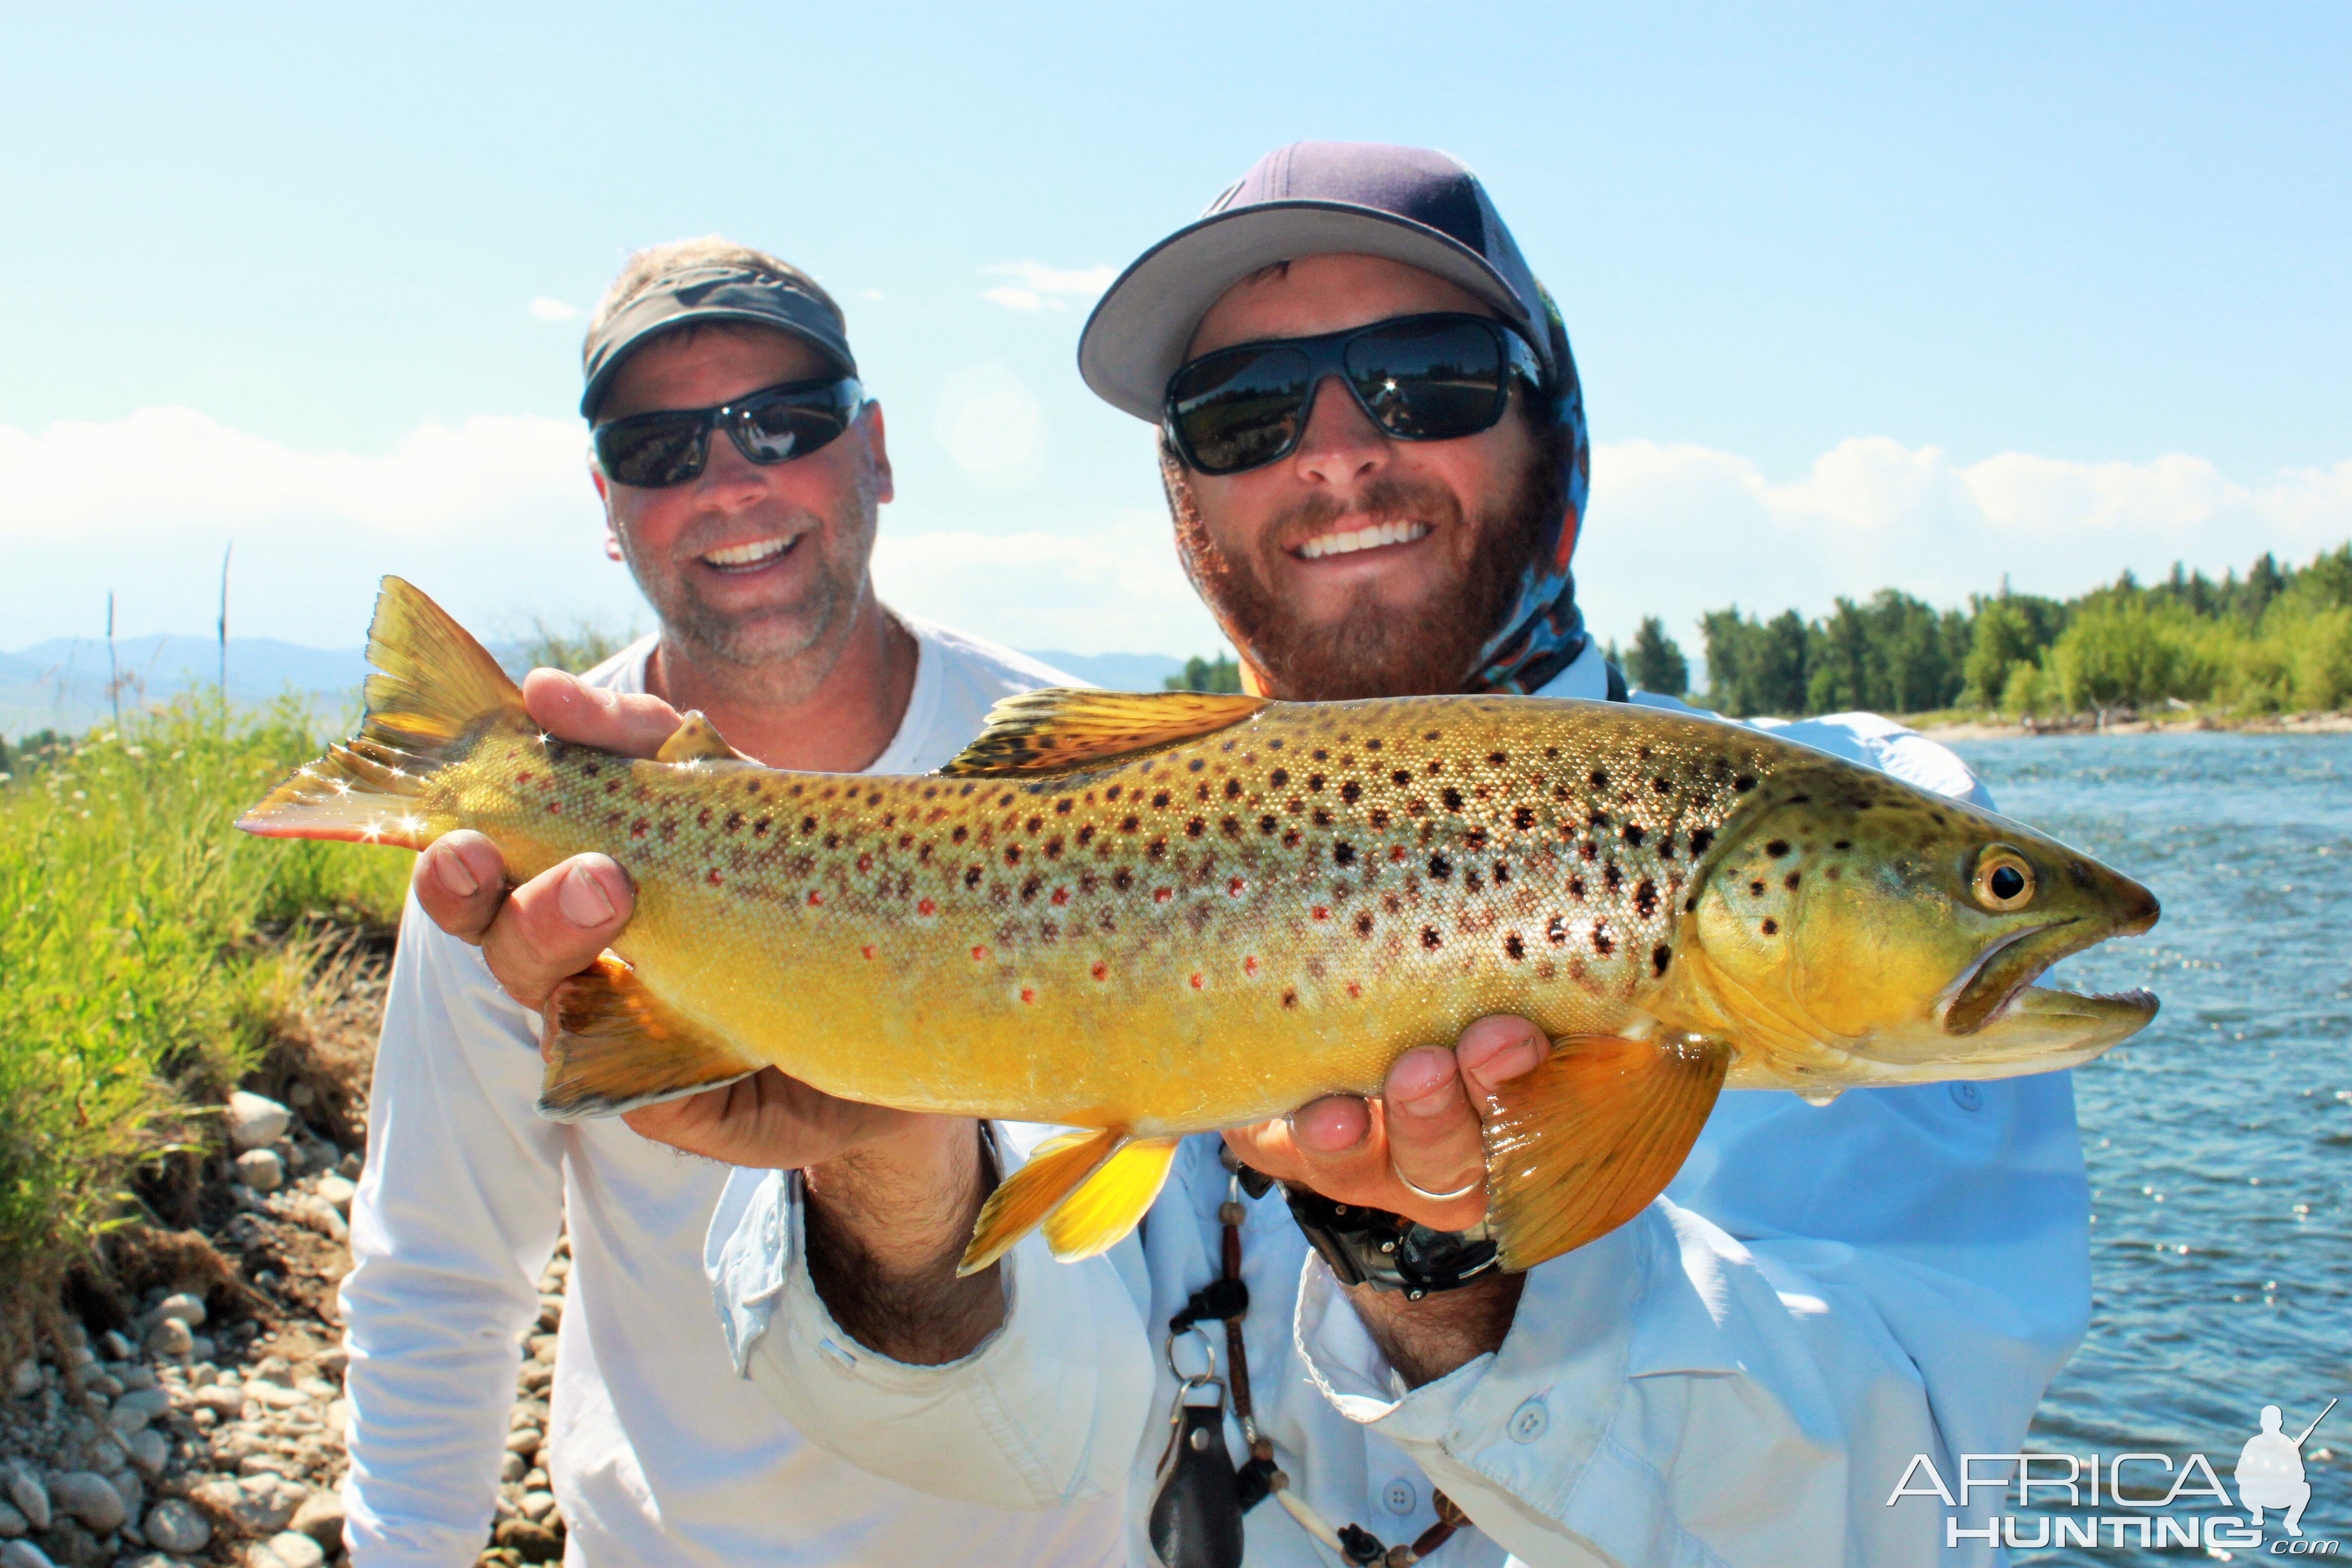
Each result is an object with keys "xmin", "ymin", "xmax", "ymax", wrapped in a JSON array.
[{"xmin": 437, "ymin": 151, "xmax": 2087, "ymax": 1566}]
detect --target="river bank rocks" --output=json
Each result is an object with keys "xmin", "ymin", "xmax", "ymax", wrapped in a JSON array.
[{"xmin": 2, "ymin": 1090, "xmax": 571, "ymax": 1567}]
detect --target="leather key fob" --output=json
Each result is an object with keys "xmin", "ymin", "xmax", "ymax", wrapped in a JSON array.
[{"xmin": 1148, "ymin": 1401, "xmax": 1245, "ymax": 1568}]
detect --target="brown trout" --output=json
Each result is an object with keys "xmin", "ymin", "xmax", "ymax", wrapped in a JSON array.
[{"xmin": 241, "ymin": 579, "xmax": 2160, "ymax": 1274}]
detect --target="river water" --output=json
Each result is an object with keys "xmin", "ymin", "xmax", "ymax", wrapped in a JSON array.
[{"xmin": 1942, "ymin": 734, "xmax": 2352, "ymax": 1564}]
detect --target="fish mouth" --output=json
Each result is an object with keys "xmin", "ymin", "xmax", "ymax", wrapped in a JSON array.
[
  {"xmin": 699, "ymin": 534, "xmax": 802, "ymax": 574},
  {"xmin": 1292, "ymin": 519, "xmax": 1433, "ymax": 561},
  {"xmin": 1940, "ymin": 917, "xmax": 2158, "ymax": 1042}
]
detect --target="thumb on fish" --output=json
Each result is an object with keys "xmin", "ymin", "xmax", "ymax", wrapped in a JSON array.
[{"xmin": 522, "ymin": 667, "xmax": 693, "ymax": 759}]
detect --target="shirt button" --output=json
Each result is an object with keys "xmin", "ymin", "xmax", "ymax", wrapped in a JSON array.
[
  {"xmin": 1508, "ymin": 1398, "xmax": 1549, "ymax": 1443},
  {"xmin": 1383, "ymin": 1478, "xmax": 1418, "ymax": 1516},
  {"xmin": 1949, "ymin": 1082, "xmax": 1983, "ymax": 1112}
]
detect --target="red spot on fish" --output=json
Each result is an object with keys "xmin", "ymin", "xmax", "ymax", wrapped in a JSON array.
[
  {"xmin": 1189, "ymin": 973, "xmax": 1204, "ymax": 989},
  {"xmin": 857, "ymin": 853, "xmax": 873, "ymax": 871},
  {"xmin": 697, "ymin": 808, "xmax": 712, "ymax": 828},
  {"xmin": 1227, "ymin": 877, "xmax": 1246, "ymax": 898},
  {"xmin": 630, "ymin": 819, "xmax": 648, "ymax": 837},
  {"xmin": 546, "ymin": 801, "xmax": 561, "ymax": 814},
  {"xmin": 972, "ymin": 944, "xmax": 989, "ymax": 961},
  {"xmin": 1051, "ymin": 886, "xmax": 1070, "ymax": 905},
  {"xmin": 517, "ymin": 773, "xmax": 533, "ymax": 785},
  {"xmin": 806, "ymin": 890, "xmax": 824, "ymax": 906},
  {"xmin": 918, "ymin": 897, "xmax": 936, "ymax": 916},
  {"xmin": 1346, "ymin": 980, "xmax": 1363, "ymax": 998},
  {"xmin": 1390, "ymin": 845, "xmax": 1407, "ymax": 862},
  {"xmin": 1312, "ymin": 905, "xmax": 1329, "ymax": 921},
  {"xmin": 1020, "ymin": 987, "xmax": 1035, "ymax": 1004},
  {"xmin": 1091, "ymin": 961, "xmax": 1108, "ymax": 980},
  {"xmin": 1155, "ymin": 887, "xmax": 1173, "ymax": 903},
  {"xmin": 1244, "ymin": 955, "xmax": 1259, "ymax": 976},
  {"xmin": 707, "ymin": 870, "xmax": 723, "ymax": 886},
  {"xmin": 862, "ymin": 945, "xmax": 876, "ymax": 960}
]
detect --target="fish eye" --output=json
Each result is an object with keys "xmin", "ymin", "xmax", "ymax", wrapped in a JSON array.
[{"xmin": 1971, "ymin": 846, "xmax": 2036, "ymax": 912}]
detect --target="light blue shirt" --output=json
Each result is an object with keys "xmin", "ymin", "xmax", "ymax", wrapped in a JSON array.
[{"xmin": 704, "ymin": 642, "xmax": 2087, "ymax": 1567}]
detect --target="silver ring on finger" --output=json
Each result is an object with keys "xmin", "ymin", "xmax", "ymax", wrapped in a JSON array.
[{"xmin": 1394, "ymin": 1166, "xmax": 1482, "ymax": 1204}]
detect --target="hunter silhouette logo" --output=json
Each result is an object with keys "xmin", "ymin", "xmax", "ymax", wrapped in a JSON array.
[{"xmin": 2239, "ymin": 1399, "xmax": 2334, "ymax": 1538}]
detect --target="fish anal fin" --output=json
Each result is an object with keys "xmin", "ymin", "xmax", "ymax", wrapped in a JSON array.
[
  {"xmin": 1482, "ymin": 1034, "xmax": 1730, "ymax": 1272},
  {"xmin": 937, "ymin": 689, "xmax": 1269, "ymax": 778},
  {"xmin": 1041, "ymin": 1136, "xmax": 1182, "ymax": 1261},
  {"xmin": 957, "ymin": 1127, "xmax": 1124, "ymax": 1276},
  {"xmin": 655, "ymin": 710, "xmax": 744, "ymax": 765},
  {"xmin": 538, "ymin": 954, "xmax": 762, "ymax": 1121}
]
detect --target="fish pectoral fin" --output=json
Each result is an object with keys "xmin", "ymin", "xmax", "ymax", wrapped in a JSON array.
[
  {"xmin": 1482, "ymin": 1033, "xmax": 1731, "ymax": 1272},
  {"xmin": 936, "ymin": 688, "xmax": 1269, "ymax": 778},
  {"xmin": 654, "ymin": 710, "xmax": 745, "ymax": 765},
  {"xmin": 538, "ymin": 954, "xmax": 763, "ymax": 1121},
  {"xmin": 959, "ymin": 1127, "xmax": 1179, "ymax": 1276}
]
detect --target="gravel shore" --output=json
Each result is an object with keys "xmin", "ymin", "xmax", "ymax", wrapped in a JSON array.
[{"xmin": 1, "ymin": 1089, "xmax": 567, "ymax": 1568}]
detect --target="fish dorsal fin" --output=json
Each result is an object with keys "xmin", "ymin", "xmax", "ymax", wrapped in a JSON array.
[
  {"xmin": 937, "ymin": 688, "xmax": 1269, "ymax": 778},
  {"xmin": 656, "ymin": 711, "xmax": 742, "ymax": 765}
]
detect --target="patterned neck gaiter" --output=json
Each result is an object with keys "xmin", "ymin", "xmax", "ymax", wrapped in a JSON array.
[{"xmin": 1468, "ymin": 285, "xmax": 1593, "ymax": 697}]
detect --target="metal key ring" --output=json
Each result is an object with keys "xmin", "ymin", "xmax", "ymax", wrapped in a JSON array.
[
  {"xmin": 1394, "ymin": 1165, "xmax": 1483, "ymax": 1203},
  {"xmin": 1165, "ymin": 1323, "xmax": 1219, "ymax": 1385}
]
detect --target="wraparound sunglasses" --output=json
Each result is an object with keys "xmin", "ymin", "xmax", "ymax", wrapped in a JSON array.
[
  {"xmin": 1162, "ymin": 313, "xmax": 1545, "ymax": 477},
  {"xmin": 592, "ymin": 375, "xmax": 865, "ymax": 489}
]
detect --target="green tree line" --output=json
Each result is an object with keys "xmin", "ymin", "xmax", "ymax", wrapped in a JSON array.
[{"xmin": 1659, "ymin": 543, "xmax": 2352, "ymax": 719}]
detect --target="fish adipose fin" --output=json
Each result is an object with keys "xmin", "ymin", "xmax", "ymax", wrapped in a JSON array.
[
  {"xmin": 539, "ymin": 954, "xmax": 763, "ymax": 1120},
  {"xmin": 957, "ymin": 1127, "xmax": 1182, "ymax": 1275},
  {"xmin": 1482, "ymin": 1034, "xmax": 1731, "ymax": 1272},
  {"xmin": 236, "ymin": 576, "xmax": 529, "ymax": 848},
  {"xmin": 937, "ymin": 689, "xmax": 1269, "ymax": 779},
  {"xmin": 655, "ymin": 711, "xmax": 743, "ymax": 765}
]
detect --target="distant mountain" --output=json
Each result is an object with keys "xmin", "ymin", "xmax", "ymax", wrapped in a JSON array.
[
  {"xmin": 2, "ymin": 636, "xmax": 1195, "ymax": 737},
  {"xmin": 1019, "ymin": 650, "xmax": 1187, "ymax": 691}
]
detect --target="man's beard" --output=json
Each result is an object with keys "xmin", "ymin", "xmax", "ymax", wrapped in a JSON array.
[
  {"xmin": 613, "ymin": 499, "xmax": 875, "ymax": 701},
  {"xmin": 1164, "ymin": 431, "xmax": 1564, "ymax": 701}
]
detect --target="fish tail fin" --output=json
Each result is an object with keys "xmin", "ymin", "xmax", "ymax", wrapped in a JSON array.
[
  {"xmin": 236, "ymin": 576, "xmax": 528, "ymax": 848},
  {"xmin": 1482, "ymin": 1034, "xmax": 1730, "ymax": 1272},
  {"xmin": 958, "ymin": 1127, "xmax": 1180, "ymax": 1276},
  {"xmin": 539, "ymin": 954, "xmax": 763, "ymax": 1120}
]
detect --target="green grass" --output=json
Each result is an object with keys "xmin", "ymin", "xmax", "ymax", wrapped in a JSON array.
[{"xmin": 0, "ymin": 696, "xmax": 409, "ymax": 1353}]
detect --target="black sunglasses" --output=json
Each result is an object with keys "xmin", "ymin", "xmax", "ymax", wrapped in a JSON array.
[
  {"xmin": 592, "ymin": 375, "xmax": 866, "ymax": 488},
  {"xmin": 1162, "ymin": 312, "xmax": 1545, "ymax": 477}
]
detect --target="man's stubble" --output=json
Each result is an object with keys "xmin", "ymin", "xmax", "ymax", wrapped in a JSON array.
[{"xmin": 1162, "ymin": 424, "xmax": 1566, "ymax": 702}]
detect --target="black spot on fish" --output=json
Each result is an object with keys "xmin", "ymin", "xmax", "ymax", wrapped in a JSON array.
[
  {"xmin": 1487, "ymin": 751, "xmax": 1508, "ymax": 766},
  {"xmin": 1270, "ymin": 768, "xmax": 1289, "ymax": 787},
  {"xmin": 1734, "ymin": 775, "xmax": 1757, "ymax": 793},
  {"xmin": 1220, "ymin": 817, "xmax": 1241, "ymax": 838},
  {"xmin": 1391, "ymin": 769, "xmax": 1413, "ymax": 786},
  {"xmin": 1186, "ymin": 818, "xmax": 1206, "ymax": 838},
  {"xmin": 1153, "ymin": 791, "xmax": 1171, "ymax": 808},
  {"xmin": 1689, "ymin": 828, "xmax": 1715, "ymax": 855},
  {"xmin": 1355, "ymin": 912, "xmax": 1375, "ymax": 936},
  {"xmin": 1259, "ymin": 815, "xmax": 1278, "ymax": 835},
  {"xmin": 1634, "ymin": 879, "xmax": 1659, "ymax": 918},
  {"xmin": 1504, "ymin": 932, "xmax": 1525, "ymax": 961},
  {"xmin": 1750, "ymin": 881, "xmax": 1766, "ymax": 896},
  {"xmin": 1590, "ymin": 768, "xmax": 1610, "ymax": 790},
  {"xmin": 1622, "ymin": 824, "xmax": 1645, "ymax": 848},
  {"xmin": 1120, "ymin": 816, "xmax": 1140, "ymax": 833},
  {"xmin": 1020, "ymin": 877, "xmax": 1041, "ymax": 902},
  {"xmin": 1513, "ymin": 805, "xmax": 1537, "ymax": 830},
  {"xmin": 1148, "ymin": 838, "xmax": 1168, "ymax": 860},
  {"xmin": 1366, "ymin": 739, "xmax": 1383, "ymax": 752},
  {"xmin": 1427, "ymin": 853, "xmax": 1452, "ymax": 879},
  {"xmin": 1442, "ymin": 786, "xmax": 1464, "ymax": 811},
  {"xmin": 1765, "ymin": 839, "xmax": 1790, "ymax": 858},
  {"xmin": 1546, "ymin": 915, "xmax": 1568, "ymax": 944},
  {"xmin": 1332, "ymin": 841, "xmax": 1357, "ymax": 866},
  {"xmin": 1494, "ymin": 862, "xmax": 1511, "ymax": 883},
  {"xmin": 1785, "ymin": 872, "xmax": 1801, "ymax": 890},
  {"xmin": 1312, "ymin": 807, "xmax": 1333, "ymax": 827},
  {"xmin": 1592, "ymin": 924, "xmax": 1614, "ymax": 956},
  {"xmin": 1188, "ymin": 759, "xmax": 1205, "ymax": 773},
  {"xmin": 1341, "ymin": 780, "xmax": 1362, "ymax": 803},
  {"xmin": 1834, "ymin": 838, "xmax": 1851, "ymax": 850},
  {"xmin": 1761, "ymin": 918, "xmax": 1778, "ymax": 935},
  {"xmin": 952, "ymin": 825, "xmax": 968, "ymax": 843},
  {"xmin": 1224, "ymin": 778, "xmax": 1242, "ymax": 800},
  {"xmin": 964, "ymin": 867, "xmax": 983, "ymax": 888},
  {"xmin": 1005, "ymin": 845, "xmax": 1022, "ymax": 865},
  {"xmin": 1604, "ymin": 863, "xmax": 1623, "ymax": 890},
  {"xmin": 1282, "ymin": 989, "xmax": 1298, "ymax": 1009},
  {"xmin": 1112, "ymin": 868, "xmax": 1133, "ymax": 891},
  {"xmin": 1420, "ymin": 926, "xmax": 1442, "ymax": 950},
  {"xmin": 1652, "ymin": 944, "xmax": 1672, "ymax": 976}
]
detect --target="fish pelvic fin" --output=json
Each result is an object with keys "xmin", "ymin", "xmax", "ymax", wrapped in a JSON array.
[
  {"xmin": 1482, "ymin": 1034, "xmax": 1731, "ymax": 1272},
  {"xmin": 936, "ymin": 688, "xmax": 1268, "ymax": 779},
  {"xmin": 235, "ymin": 576, "xmax": 529, "ymax": 848},
  {"xmin": 539, "ymin": 954, "xmax": 763, "ymax": 1120},
  {"xmin": 958, "ymin": 1126, "xmax": 1179, "ymax": 1276}
]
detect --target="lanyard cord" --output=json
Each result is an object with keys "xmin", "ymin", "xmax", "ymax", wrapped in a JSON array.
[{"xmin": 1168, "ymin": 1168, "xmax": 1471, "ymax": 1567}]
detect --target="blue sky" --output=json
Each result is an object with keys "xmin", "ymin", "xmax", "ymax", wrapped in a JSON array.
[{"xmin": 3, "ymin": 2, "xmax": 2346, "ymax": 661}]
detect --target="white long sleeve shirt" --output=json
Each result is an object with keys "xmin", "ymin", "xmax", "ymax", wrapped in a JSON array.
[
  {"xmin": 705, "ymin": 638, "xmax": 2088, "ymax": 1567},
  {"xmin": 338, "ymin": 614, "xmax": 1127, "ymax": 1568}
]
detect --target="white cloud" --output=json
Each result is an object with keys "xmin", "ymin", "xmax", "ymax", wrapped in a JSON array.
[
  {"xmin": 933, "ymin": 365, "xmax": 1046, "ymax": 490},
  {"xmin": 529, "ymin": 297, "xmax": 579, "ymax": 320},
  {"xmin": 874, "ymin": 513, "xmax": 1218, "ymax": 657},
  {"xmin": 1576, "ymin": 437, "xmax": 2352, "ymax": 653},
  {"xmin": 980, "ymin": 260, "xmax": 1117, "ymax": 312}
]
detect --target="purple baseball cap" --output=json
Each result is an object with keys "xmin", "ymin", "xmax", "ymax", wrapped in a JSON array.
[{"xmin": 1078, "ymin": 142, "xmax": 1557, "ymax": 422}]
